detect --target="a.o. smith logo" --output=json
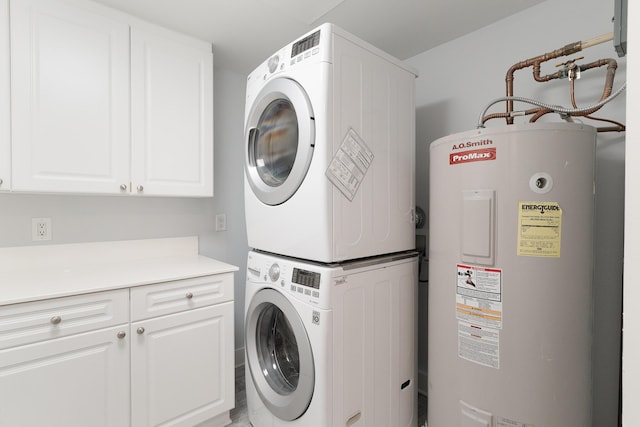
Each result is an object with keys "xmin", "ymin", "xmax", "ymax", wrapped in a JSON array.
[
  {"xmin": 449, "ymin": 147, "xmax": 497, "ymax": 165},
  {"xmin": 451, "ymin": 139, "xmax": 493, "ymax": 150}
]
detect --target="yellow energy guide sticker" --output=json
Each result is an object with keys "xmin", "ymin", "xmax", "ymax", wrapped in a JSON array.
[{"xmin": 517, "ymin": 201, "xmax": 562, "ymax": 257}]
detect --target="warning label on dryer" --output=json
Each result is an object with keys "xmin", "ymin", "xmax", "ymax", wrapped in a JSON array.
[{"xmin": 326, "ymin": 128, "xmax": 374, "ymax": 201}]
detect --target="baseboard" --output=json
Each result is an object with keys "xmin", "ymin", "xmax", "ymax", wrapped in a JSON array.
[{"xmin": 235, "ymin": 346, "xmax": 245, "ymax": 367}]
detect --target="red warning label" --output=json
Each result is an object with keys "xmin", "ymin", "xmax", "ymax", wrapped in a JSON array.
[{"xmin": 450, "ymin": 147, "xmax": 497, "ymax": 165}]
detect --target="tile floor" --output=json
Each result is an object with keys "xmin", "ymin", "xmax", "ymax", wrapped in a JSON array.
[{"xmin": 229, "ymin": 365, "xmax": 428, "ymax": 426}]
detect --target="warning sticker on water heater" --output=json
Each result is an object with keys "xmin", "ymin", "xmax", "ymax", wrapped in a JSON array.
[
  {"xmin": 495, "ymin": 416, "xmax": 535, "ymax": 427},
  {"xmin": 456, "ymin": 264, "xmax": 502, "ymax": 329},
  {"xmin": 458, "ymin": 321, "xmax": 500, "ymax": 369},
  {"xmin": 325, "ymin": 128, "xmax": 374, "ymax": 201},
  {"xmin": 456, "ymin": 265, "xmax": 502, "ymax": 368},
  {"xmin": 517, "ymin": 201, "xmax": 562, "ymax": 257}
]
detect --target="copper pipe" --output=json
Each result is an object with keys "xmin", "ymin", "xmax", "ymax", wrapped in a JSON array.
[
  {"xmin": 530, "ymin": 58, "xmax": 618, "ymax": 123},
  {"xmin": 504, "ymin": 34, "xmax": 613, "ymax": 124},
  {"xmin": 596, "ymin": 126, "xmax": 626, "ymax": 132},
  {"xmin": 505, "ymin": 41, "xmax": 582, "ymax": 124},
  {"xmin": 573, "ymin": 73, "xmax": 625, "ymax": 132}
]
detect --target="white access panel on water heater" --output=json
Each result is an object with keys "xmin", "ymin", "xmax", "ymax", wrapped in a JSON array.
[{"xmin": 428, "ymin": 123, "xmax": 596, "ymax": 427}]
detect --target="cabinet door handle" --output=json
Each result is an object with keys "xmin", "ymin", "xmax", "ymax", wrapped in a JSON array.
[
  {"xmin": 137, "ymin": 185, "xmax": 144, "ymax": 192},
  {"xmin": 117, "ymin": 331, "xmax": 126, "ymax": 339},
  {"xmin": 120, "ymin": 184, "xmax": 128, "ymax": 191},
  {"xmin": 0, "ymin": 178, "xmax": 3, "ymax": 186},
  {"xmin": 186, "ymin": 292, "xmax": 194, "ymax": 299},
  {"xmin": 137, "ymin": 327, "xmax": 145, "ymax": 335},
  {"xmin": 50, "ymin": 316, "xmax": 62, "ymax": 325}
]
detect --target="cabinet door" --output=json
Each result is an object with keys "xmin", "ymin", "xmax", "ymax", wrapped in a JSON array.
[
  {"xmin": 0, "ymin": 325, "xmax": 130, "ymax": 427},
  {"xmin": 131, "ymin": 25, "xmax": 213, "ymax": 197},
  {"xmin": 10, "ymin": 0, "xmax": 130, "ymax": 194},
  {"xmin": 0, "ymin": 0, "xmax": 9, "ymax": 191},
  {"xmin": 131, "ymin": 302, "xmax": 234, "ymax": 426}
]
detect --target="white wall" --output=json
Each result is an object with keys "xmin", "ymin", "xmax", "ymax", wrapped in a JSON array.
[
  {"xmin": 0, "ymin": 66, "xmax": 250, "ymax": 364},
  {"xmin": 623, "ymin": 0, "xmax": 639, "ymax": 424},
  {"xmin": 201, "ymin": 67, "xmax": 249, "ymax": 365},
  {"xmin": 407, "ymin": 0, "xmax": 626, "ymax": 424}
]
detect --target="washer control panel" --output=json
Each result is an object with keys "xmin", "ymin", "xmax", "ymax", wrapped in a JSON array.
[
  {"xmin": 290, "ymin": 267, "xmax": 321, "ymax": 300},
  {"xmin": 292, "ymin": 268, "xmax": 320, "ymax": 289},
  {"xmin": 248, "ymin": 255, "xmax": 323, "ymax": 304}
]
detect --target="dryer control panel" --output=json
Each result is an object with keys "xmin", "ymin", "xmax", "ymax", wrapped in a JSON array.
[{"xmin": 291, "ymin": 30, "xmax": 320, "ymax": 58}]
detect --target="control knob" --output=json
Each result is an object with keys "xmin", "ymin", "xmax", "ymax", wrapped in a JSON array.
[
  {"xmin": 268, "ymin": 263, "xmax": 280, "ymax": 282},
  {"xmin": 267, "ymin": 55, "xmax": 279, "ymax": 73}
]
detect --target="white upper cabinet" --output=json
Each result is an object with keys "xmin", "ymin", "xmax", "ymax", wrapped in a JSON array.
[
  {"xmin": 10, "ymin": 0, "xmax": 131, "ymax": 194},
  {"xmin": 7, "ymin": 0, "xmax": 214, "ymax": 197},
  {"xmin": 131, "ymin": 25, "xmax": 214, "ymax": 197},
  {"xmin": 0, "ymin": 0, "xmax": 11, "ymax": 191}
]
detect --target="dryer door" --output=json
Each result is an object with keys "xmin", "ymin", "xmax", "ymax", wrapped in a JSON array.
[
  {"xmin": 245, "ymin": 288, "xmax": 314, "ymax": 421},
  {"xmin": 244, "ymin": 77, "xmax": 315, "ymax": 206}
]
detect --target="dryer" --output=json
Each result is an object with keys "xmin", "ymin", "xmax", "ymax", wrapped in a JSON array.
[
  {"xmin": 244, "ymin": 23, "xmax": 417, "ymax": 263},
  {"xmin": 244, "ymin": 249, "xmax": 418, "ymax": 427}
]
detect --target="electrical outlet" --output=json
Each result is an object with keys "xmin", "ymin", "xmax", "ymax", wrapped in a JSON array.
[
  {"xmin": 215, "ymin": 213, "xmax": 227, "ymax": 232},
  {"xmin": 32, "ymin": 218, "xmax": 52, "ymax": 241}
]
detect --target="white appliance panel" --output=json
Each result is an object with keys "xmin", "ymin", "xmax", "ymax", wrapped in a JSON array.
[
  {"xmin": 244, "ymin": 249, "xmax": 418, "ymax": 427},
  {"xmin": 244, "ymin": 23, "xmax": 416, "ymax": 263}
]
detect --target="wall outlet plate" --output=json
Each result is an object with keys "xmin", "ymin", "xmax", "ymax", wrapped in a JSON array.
[
  {"xmin": 32, "ymin": 218, "xmax": 52, "ymax": 241},
  {"xmin": 215, "ymin": 213, "xmax": 227, "ymax": 232}
]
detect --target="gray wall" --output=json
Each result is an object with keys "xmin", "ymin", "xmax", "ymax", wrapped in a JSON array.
[{"xmin": 406, "ymin": 0, "xmax": 625, "ymax": 425}]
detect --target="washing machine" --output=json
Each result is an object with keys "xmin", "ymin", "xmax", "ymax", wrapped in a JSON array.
[
  {"xmin": 244, "ymin": 23, "xmax": 418, "ymax": 263},
  {"xmin": 244, "ymin": 249, "xmax": 418, "ymax": 427}
]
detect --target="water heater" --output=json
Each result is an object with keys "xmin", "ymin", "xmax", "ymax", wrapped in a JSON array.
[{"xmin": 428, "ymin": 122, "xmax": 596, "ymax": 426}]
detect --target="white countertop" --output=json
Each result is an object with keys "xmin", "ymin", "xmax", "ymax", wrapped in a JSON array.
[{"xmin": 0, "ymin": 237, "xmax": 238, "ymax": 306}]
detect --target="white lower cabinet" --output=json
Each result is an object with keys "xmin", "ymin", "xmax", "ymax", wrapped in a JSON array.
[
  {"xmin": 131, "ymin": 303, "xmax": 234, "ymax": 427},
  {"xmin": 130, "ymin": 273, "xmax": 235, "ymax": 427},
  {"xmin": 0, "ymin": 289, "xmax": 131, "ymax": 427},
  {"xmin": 0, "ymin": 324, "xmax": 131, "ymax": 427},
  {"xmin": 0, "ymin": 273, "xmax": 235, "ymax": 427}
]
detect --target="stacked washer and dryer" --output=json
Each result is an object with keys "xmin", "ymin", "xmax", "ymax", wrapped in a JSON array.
[{"xmin": 242, "ymin": 23, "xmax": 418, "ymax": 427}]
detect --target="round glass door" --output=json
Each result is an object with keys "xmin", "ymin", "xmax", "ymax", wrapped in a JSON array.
[
  {"xmin": 245, "ymin": 78, "xmax": 315, "ymax": 206},
  {"xmin": 253, "ymin": 99, "xmax": 298, "ymax": 188},
  {"xmin": 245, "ymin": 289, "xmax": 314, "ymax": 421},
  {"xmin": 256, "ymin": 303, "xmax": 300, "ymax": 394}
]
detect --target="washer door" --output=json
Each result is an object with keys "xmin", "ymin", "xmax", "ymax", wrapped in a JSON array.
[
  {"xmin": 244, "ymin": 77, "xmax": 315, "ymax": 206},
  {"xmin": 245, "ymin": 288, "xmax": 315, "ymax": 421}
]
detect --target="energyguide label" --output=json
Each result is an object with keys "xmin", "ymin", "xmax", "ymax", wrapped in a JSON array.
[{"xmin": 517, "ymin": 201, "xmax": 562, "ymax": 257}]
